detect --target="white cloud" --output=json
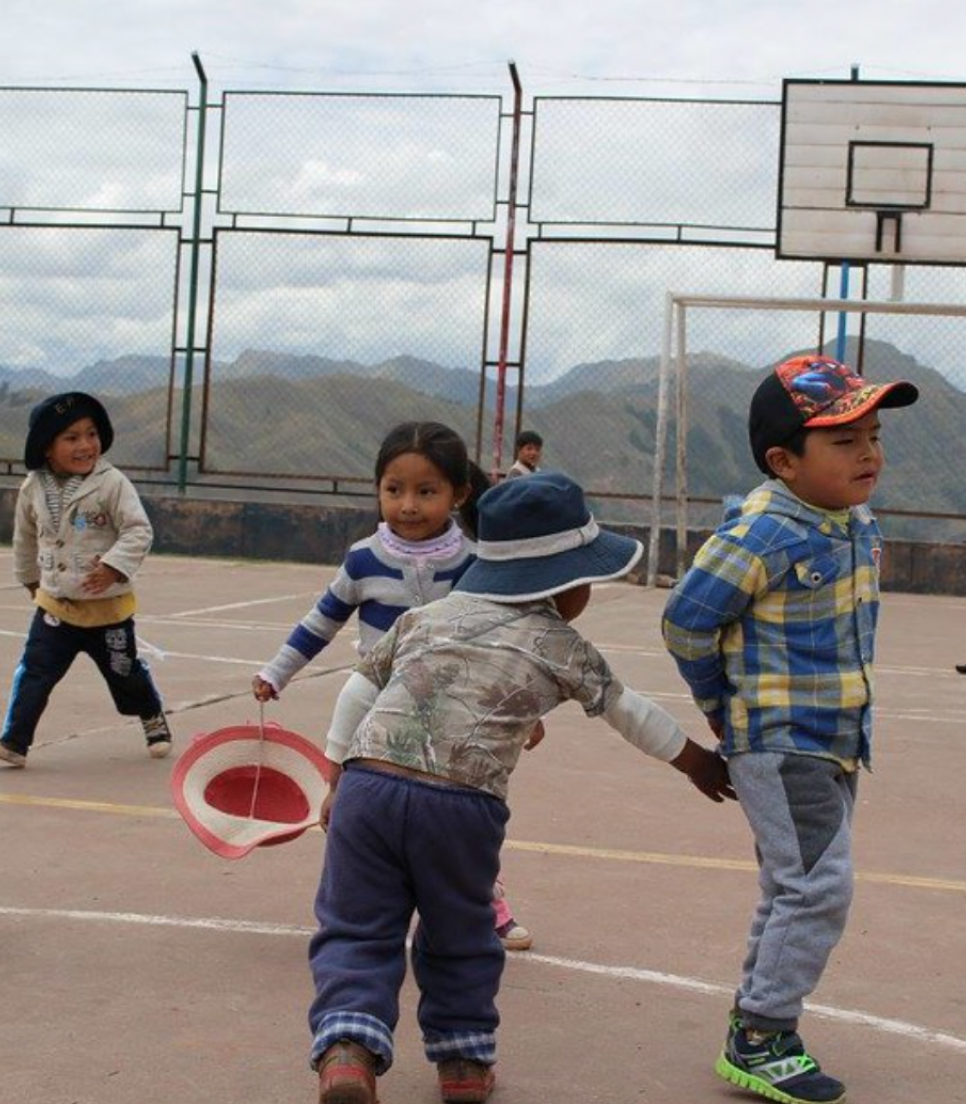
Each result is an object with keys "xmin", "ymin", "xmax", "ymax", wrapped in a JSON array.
[
  {"xmin": 4, "ymin": 0, "xmax": 966, "ymax": 95},
  {"xmin": 4, "ymin": 0, "xmax": 966, "ymax": 388}
]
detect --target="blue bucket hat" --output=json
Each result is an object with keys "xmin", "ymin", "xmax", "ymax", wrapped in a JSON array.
[
  {"xmin": 455, "ymin": 471, "xmax": 643, "ymax": 603},
  {"xmin": 24, "ymin": 391, "xmax": 114, "ymax": 470}
]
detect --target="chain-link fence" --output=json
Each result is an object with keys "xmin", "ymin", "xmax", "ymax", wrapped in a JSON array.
[{"xmin": 2, "ymin": 77, "xmax": 965, "ymax": 539}]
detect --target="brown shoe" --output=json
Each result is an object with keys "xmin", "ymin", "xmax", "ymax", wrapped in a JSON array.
[
  {"xmin": 318, "ymin": 1039, "xmax": 377, "ymax": 1104},
  {"xmin": 437, "ymin": 1058, "xmax": 495, "ymax": 1103}
]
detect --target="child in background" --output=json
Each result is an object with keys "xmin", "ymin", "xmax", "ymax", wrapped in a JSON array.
[
  {"xmin": 505, "ymin": 429, "xmax": 543, "ymax": 478},
  {"xmin": 0, "ymin": 391, "xmax": 172, "ymax": 768},
  {"xmin": 252, "ymin": 420, "xmax": 534, "ymax": 950},
  {"xmin": 310, "ymin": 471, "xmax": 734, "ymax": 1104},
  {"xmin": 662, "ymin": 356, "xmax": 918, "ymax": 1104}
]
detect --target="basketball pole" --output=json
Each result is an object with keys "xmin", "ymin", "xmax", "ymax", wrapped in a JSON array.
[
  {"xmin": 834, "ymin": 65, "xmax": 861, "ymax": 365},
  {"xmin": 835, "ymin": 261, "xmax": 850, "ymax": 362}
]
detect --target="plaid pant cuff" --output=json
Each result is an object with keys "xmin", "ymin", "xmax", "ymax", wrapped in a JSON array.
[
  {"xmin": 310, "ymin": 1011, "xmax": 394, "ymax": 1074},
  {"xmin": 423, "ymin": 1030, "xmax": 497, "ymax": 1066}
]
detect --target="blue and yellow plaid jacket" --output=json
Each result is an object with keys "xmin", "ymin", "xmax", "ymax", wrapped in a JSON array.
[{"xmin": 662, "ymin": 480, "xmax": 881, "ymax": 766}]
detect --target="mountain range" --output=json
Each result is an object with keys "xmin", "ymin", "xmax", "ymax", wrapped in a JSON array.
[{"xmin": 0, "ymin": 339, "xmax": 961, "ymax": 531}]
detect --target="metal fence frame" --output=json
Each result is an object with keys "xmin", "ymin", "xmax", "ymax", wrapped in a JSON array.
[{"xmin": 3, "ymin": 62, "xmax": 966, "ymax": 534}]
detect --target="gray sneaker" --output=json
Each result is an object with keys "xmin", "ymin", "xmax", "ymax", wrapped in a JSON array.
[
  {"xmin": 141, "ymin": 713, "xmax": 172, "ymax": 759},
  {"xmin": 0, "ymin": 742, "xmax": 27, "ymax": 768}
]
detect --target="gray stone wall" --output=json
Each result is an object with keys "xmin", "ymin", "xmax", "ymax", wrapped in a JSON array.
[{"xmin": 0, "ymin": 487, "xmax": 963, "ymax": 595}]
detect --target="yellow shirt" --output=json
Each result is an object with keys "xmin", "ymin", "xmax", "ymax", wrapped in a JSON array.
[{"xmin": 35, "ymin": 588, "xmax": 137, "ymax": 628}]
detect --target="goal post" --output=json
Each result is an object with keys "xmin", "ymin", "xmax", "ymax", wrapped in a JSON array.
[{"xmin": 645, "ymin": 291, "xmax": 966, "ymax": 587}]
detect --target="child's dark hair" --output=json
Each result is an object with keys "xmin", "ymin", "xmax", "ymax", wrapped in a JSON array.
[
  {"xmin": 514, "ymin": 429, "xmax": 543, "ymax": 452},
  {"xmin": 763, "ymin": 427, "xmax": 809, "ymax": 474},
  {"xmin": 375, "ymin": 421, "xmax": 491, "ymax": 538}
]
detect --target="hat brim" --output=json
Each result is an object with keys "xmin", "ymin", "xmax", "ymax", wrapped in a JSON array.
[
  {"xmin": 171, "ymin": 724, "xmax": 329, "ymax": 860},
  {"xmin": 457, "ymin": 530, "xmax": 643, "ymax": 603},
  {"xmin": 804, "ymin": 379, "xmax": 919, "ymax": 428}
]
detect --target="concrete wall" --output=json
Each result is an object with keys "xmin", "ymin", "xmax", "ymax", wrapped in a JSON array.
[{"xmin": 1, "ymin": 487, "xmax": 964, "ymax": 595}]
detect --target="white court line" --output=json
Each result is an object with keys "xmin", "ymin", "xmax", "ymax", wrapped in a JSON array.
[
  {"xmin": 599, "ymin": 642, "xmax": 966, "ymax": 680},
  {"xmin": 0, "ymin": 627, "xmax": 355, "ymax": 673},
  {"xmin": 1, "ymin": 904, "xmax": 963, "ymax": 1055},
  {"xmin": 0, "ymin": 628, "xmax": 260, "ymax": 667},
  {"xmin": 166, "ymin": 592, "xmax": 317, "ymax": 618},
  {"xmin": 627, "ymin": 685, "xmax": 966, "ymax": 727},
  {"xmin": 0, "ymin": 624, "xmax": 960, "ymax": 722}
]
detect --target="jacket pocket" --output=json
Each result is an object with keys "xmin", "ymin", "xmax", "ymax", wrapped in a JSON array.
[{"xmin": 793, "ymin": 555, "xmax": 839, "ymax": 590}]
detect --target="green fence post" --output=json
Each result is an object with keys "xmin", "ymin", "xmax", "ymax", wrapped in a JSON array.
[{"xmin": 178, "ymin": 50, "xmax": 209, "ymax": 493}]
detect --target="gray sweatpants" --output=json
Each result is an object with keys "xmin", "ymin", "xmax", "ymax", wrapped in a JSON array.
[{"xmin": 729, "ymin": 752, "xmax": 857, "ymax": 1033}]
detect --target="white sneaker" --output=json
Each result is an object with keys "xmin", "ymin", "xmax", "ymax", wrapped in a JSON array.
[
  {"xmin": 141, "ymin": 713, "xmax": 172, "ymax": 759},
  {"xmin": 496, "ymin": 919, "xmax": 533, "ymax": 951},
  {"xmin": 0, "ymin": 743, "xmax": 27, "ymax": 768}
]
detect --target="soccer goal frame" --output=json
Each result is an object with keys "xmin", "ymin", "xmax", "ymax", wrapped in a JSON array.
[{"xmin": 646, "ymin": 290, "xmax": 966, "ymax": 587}]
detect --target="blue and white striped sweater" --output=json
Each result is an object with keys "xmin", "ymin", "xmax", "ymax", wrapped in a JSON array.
[{"xmin": 259, "ymin": 530, "xmax": 475, "ymax": 693}]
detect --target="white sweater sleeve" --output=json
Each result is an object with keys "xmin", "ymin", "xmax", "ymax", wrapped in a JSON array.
[
  {"xmin": 601, "ymin": 687, "xmax": 686, "ymax": 762},
  {"xmin": 324, "ymin": 671, "xmax": 379, "ymax": 764}
]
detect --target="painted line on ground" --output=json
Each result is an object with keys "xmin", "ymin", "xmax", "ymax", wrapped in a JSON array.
[
  {"xmin": 505, "ymin": 838, "xmax": 966, "ymax": 893},
  {"xmin": 0, "ymin": 793, "xmax": 181, "ymax": 818},
  {"xmin": 0, "ymin": 904, "xmax": 962, "ymax": 1055},
  {"xmin": 1, "ymin": 792, "xmax": 963, "ymax": 894},
  {"xmin": 0, "ymin": 630, "xmax": 267, "ymax": 666},
  {"xmin": 599, "ymin": 641, "xmax": 966, "ymax": 681},
  {"xmin": 0, "ymin": 629, "xmax": 311, "ymax": 668},
  {"xmin": 167, "ymin": 593, "xmax": 318, "ymax": 618}
]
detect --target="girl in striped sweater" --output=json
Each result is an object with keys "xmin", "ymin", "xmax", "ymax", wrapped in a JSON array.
[{"xmin": 253, "ymin": 421, "xmax": 534, "ymax": 951}]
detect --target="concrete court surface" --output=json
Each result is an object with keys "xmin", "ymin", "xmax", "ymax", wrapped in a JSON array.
[{"xmin": 1, "ymin": 548, "xmax": 964, "ymax": 1104}]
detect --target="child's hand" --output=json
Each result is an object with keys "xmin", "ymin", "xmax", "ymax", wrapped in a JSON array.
[
  {"xmin": 252, "ymin": 675, "xmax": 277, "ymax": 702},
  {"xmin": 524, "ymin": 718, "xmax": 546, "ymax": 750},
  {"xmin": 319, "ymin": 761, "xmax": 342, "ymax": 831},
  {"xmin": 671, "ymin": 738, "xmax": 737, "ymax": 803},
  {"xmin": 81, "ymin": 558, "xmax": 125, "ymax": 595},
  {"xmin": 707, "ymin": 712, "xmax": 725, "ymax": 741},
  {"xmin": 319, "ymin": 789, "xmax": 336, "ymax": 831}
]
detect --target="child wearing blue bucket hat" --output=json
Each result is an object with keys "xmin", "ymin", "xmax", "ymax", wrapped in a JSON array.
[{"xmin": 307, "ymin": 470, "xmax": 735, "ymax": 1104}]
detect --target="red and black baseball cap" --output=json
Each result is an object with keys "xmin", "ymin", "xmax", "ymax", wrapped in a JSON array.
[{"xmin": 749, "ymin": 355, "xmax": 918, "ymax": 474}]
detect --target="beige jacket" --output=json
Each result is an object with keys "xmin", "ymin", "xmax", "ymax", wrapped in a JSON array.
[{"xmin": 13, "ymin": 459, "xmax": 153, "ymax": 600}]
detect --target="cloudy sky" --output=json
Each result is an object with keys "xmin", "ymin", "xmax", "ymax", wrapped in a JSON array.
[
  {"xmin": 4, "ymin": 0, "xmax": 966, "ymax": 388},
  {"xmin": 4, "ymin": 0, "xmax": 961, "ymax": 97}
]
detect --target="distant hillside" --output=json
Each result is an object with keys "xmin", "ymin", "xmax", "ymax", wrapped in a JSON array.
[{"xmin": 0, "ymin": 339, "xmax": 962, "ymax": 519}]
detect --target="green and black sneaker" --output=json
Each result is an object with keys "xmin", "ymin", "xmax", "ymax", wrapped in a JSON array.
[{"xmin": 715, "ymin": 1016, "xmax": 845, "ymax": 1103}]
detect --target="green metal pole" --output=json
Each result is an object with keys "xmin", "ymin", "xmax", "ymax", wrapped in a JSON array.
[{"xmin": 178, "ymin": 51, "xmax": 208, "ymax": 493}]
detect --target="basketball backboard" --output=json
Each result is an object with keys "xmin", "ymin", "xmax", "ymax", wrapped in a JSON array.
[{"xmin": 778, "ymin": 79, "xmax": 966, "ymax": 265}]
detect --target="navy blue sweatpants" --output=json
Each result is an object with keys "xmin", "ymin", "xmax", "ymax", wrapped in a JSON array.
[
  {"xmin": 308, "ymin": 764, "xmax": 509, "ymax": 1075},
  {"xmin": 1, "ymin": 608, "xmax": 163, "ymax": 756}
]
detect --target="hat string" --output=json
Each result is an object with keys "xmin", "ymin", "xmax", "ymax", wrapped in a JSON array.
[{"xmin": 247, "ymin": 701, "xmax": 267, "ymax": 820}]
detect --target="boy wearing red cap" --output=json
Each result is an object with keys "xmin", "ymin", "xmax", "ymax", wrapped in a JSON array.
[
  {"xmin": 0, "ymin": 391, "xmax": 171, "ymax": 768},
  {"xmin": 662, "ymin": 356, "xmax": 918, "ymax": 1104}
]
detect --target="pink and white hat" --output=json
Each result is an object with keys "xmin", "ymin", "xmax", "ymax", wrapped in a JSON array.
[{"xmin": 171, "ymin": 722, "xmax": 330, "ymax": 859}]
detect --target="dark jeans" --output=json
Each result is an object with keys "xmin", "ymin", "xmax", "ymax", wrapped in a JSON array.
[
  {"xmin": 308, "ymin": 765, "xmax": 508, "ymax": 1073},
  {"xmin": 1, "ymin": 608, "xmax": 163, "ymax": 754}
]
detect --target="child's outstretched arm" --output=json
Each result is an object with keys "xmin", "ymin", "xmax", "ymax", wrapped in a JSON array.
[
  {"xmin": 601, "ymin": 687, "xmax": 735, "ymax": 803},
  {"xmin": 254, "ymin": 555, "xmax": 364, "ymax": 700}
]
